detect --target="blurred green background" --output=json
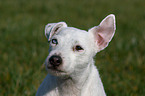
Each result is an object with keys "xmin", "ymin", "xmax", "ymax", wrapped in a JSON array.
[{"xmin": 0, "ymin": 0, "xmax": 145, "ymax": 96}]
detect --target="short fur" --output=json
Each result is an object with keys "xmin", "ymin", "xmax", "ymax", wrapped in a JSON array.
[{"xmin": 36, "ymin": 14, "xmax": 116, "ymax": 96}]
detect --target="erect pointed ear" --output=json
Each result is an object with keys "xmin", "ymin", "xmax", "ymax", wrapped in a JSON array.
[
  {"xmin": 45, "ymin": 22, "xmax": 67, "ymax": 41},
  {"xmin": 88, "ymin": 14, "xmax": 116, "ymax": 52}
]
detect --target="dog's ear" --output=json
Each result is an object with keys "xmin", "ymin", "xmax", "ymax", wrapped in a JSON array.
[
  {"xmin": 45, "ymin": 22, "xmax": 67, "ymax": 41},
  {"xmin": 88, "ymin": 14, "xmax": 116, "ymax": 52}
]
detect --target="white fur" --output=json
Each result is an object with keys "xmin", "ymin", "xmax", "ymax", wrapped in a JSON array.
[{"xmin": 36, "ymin": 14, "xmax": 116, "ymax": 96}]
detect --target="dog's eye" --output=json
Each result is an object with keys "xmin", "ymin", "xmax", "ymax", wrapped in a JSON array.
[
  {"xmin": 51, "ymin": 39, "xmax": 58, "ymax": 45},
  {"xmin": 75, "ymin": 45, "xmax": 84, "ymax": 51}
]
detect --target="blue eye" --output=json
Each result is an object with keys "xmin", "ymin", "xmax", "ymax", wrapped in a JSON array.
[{"xmin": 52, "ymin": 39, "xmax": 58, "ymax": 44}]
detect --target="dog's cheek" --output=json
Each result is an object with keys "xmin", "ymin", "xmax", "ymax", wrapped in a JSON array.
[{"xmin": 77, "ymin": 51, "xmax": 94, "ymax": 67}]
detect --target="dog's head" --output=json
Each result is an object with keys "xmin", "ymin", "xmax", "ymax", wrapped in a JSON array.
[{"xmin": 44, "ymin": 14, "xmax": 116, "ymax": 77}]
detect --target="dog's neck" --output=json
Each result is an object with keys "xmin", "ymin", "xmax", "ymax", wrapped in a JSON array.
[
  {"xmin": 56, "ymin": 77, "xmax": 80, "ymax": 96},
  {"xmin": 56, "ymin": 59, "xmax": 94, "ymax": 95},
  {"xmin": 71, "ymin": 59, "xmax": 94, "ymax": 86}
]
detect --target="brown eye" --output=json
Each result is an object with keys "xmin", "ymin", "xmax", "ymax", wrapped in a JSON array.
[
  {"xmin": 75, "ymin": 45, "xmax": 84, "ymax": 51},
  {"xmin": 52, "ymin": 39, "xmax": 58, "ymax": 44}
]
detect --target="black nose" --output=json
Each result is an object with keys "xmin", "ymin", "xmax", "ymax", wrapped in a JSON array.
[{"xmin": 49, "ymin": 55, "xmax": 62, "ymax": 67}]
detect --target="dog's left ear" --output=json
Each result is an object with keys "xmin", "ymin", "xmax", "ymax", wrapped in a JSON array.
[
  {"xmin": 88, "ymin": 14, "xmax": 116, "ymax": 52},
  {"xmin": 45, "ymin": 22, "xmax": 67, "ymax": 41}
]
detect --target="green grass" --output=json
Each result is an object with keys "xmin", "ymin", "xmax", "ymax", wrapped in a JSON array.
[{"xmin": 0, "ymin": 0, "xmax": 145, "ymax": 95}]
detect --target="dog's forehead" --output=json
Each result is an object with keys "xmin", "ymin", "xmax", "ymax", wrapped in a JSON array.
[{"xmin": 58, "ymin": 27, "xmax": 89, "ymax": 39}]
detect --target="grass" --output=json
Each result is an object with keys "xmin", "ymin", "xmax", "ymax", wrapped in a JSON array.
[{"xmin": 0, "ymin": 0, "xmax": 145, "ymax": 95}]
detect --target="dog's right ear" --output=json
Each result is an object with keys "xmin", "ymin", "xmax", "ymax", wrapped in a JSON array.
[{"xmin": 45, "ymin": 22, "xmax": 67, "ymax": 41}]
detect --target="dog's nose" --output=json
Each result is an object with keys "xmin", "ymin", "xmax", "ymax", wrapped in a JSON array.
[{"xmin": 49, "ymin": 55, "xmax": 62, "ymax": 67}]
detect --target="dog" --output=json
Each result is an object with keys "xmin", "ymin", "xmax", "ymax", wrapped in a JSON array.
[{"xmin": 36, "ymin": 14, "xmax": 116, "ymax": 96}]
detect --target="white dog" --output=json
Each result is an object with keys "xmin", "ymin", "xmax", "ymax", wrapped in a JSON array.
[{"xmin": 36, "ymin": 14, "xmax": 116, "ymax": 96}]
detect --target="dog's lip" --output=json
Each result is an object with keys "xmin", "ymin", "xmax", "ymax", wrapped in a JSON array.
[{"xmin": 47, "ymin": 66, "xmax": 65, "ymax": 73}]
